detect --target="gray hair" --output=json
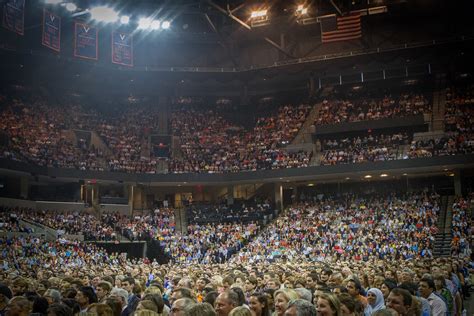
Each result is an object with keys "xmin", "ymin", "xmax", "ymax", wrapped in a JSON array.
[
  {"xmin": 174, "ymin": 298, "xmax": 198, "ymax": 313},
  {"xmin": 110, "ymin": 287, "xmax": 129, "ymax": 304},
  {"xmin": 184, "ymin": 303, "xmax": 216, "ymax": 316},
  {"xmin": 294, "ymin": 288, "xmax": 312, "ymax": 302},
  {"xmin": 287, "ymin": 299, "xmax": 316, "ymax": 316},
  {"xmin": 44, "ymin": 289, "xmax": 62, "ymax": 304},
  {"xmin": 373, "ymin": 309, "xmax": 399, "ymax": 316}
]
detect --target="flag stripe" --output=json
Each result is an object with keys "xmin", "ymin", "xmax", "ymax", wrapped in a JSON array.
[{"xmin": 321, "ymin": 13, "xmax": 361, "ymax": 43}]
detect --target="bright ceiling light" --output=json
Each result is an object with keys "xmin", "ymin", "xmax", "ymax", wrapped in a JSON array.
[
  {"xmin": 161, "ymin": 20, "xmax": 171, "ymax": 29},
  {"xmin": 45, "ymin": 0, "xmax": 63, "ymax": 4},
  {"xmin": 296, "ymin": 4, "xmax": 308, "ymax": 15},
  {"xmin": 251, "ymin": 10, "xmax": 267, "ymax": 19},
  {"xmin": 89, "ymin": 6, "xmax": 118, "ymax": 23},
  {"xmin": 138, "ymin": 17, "xmax": 153, "ymax": 29},
  {"xmin": 364, "ymin": 175, "xmax": 372, "ymax": 179},
  {"xmin": 64, "ymin": 2, "xmax": 77, "ymax": 11},
  {"xmin": 150, "ymin": 20, "xmax": 161, "ymax": 30},
  {"xmin": 120, "ymin": 15, "xmax": 130, "ymax": 24},
  {"xmin": 380, "ymin": 173, "xmax": 388, "ymax": 177}
]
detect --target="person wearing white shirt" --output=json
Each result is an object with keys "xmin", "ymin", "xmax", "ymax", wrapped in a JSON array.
[{"xmin": 418, "ymin": 277, "xmax": 447, "ymax": 316}]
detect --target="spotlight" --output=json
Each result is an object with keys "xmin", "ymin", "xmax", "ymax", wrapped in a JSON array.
[
  {"xmin": 161, "ymin": 20, "xmax": 171, "ymax": 29},
  {"xmin": 89, "ymin": 6, "xmax": 118, "ymax": 23},
  {"xmin": 137, "ymin": 17, "xmax": 152, "ymax": 29},
  {"xmin": 364, "ymin": 175, "xmax": 372, "ymax": 179},
  {"xmin": 250, "ymin": 10, "xmax": 267, "ymax": 19},
  {"xmin": 250, "ymin": 9, "xmax": 269, "ymax": 27},
  {"xmin": 64, "ymin": 2, "xmax": 77, "ymax": 12},
  {"xmin": 120, "ymin": 16, "xmax": 130, "ymax": 24},
  {"xmin": 150, "ymin": 20, "xmax": 161, "ymax": 30},
  {"xmin": 45, "ymin": 0, "xmax": 63, "ymax": 4},
  {"xmin": 296, "ymin": 4, "xmax": 309, "ymax": 15}
]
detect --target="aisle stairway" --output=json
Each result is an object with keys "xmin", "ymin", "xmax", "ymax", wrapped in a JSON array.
[
  {"xmin": 292, "ymin": 102, "xmax": 322, "ymax": 144},
  {"xmin": 433, "ymin": 195, "xmax": 454, "ymax": 257},
  {"xmin": 431, "ymin": 74, "xmax": 447, "ymax": 131},
  {"xmin": 174, "ymin": 208, "xmax": 187, "ymax": 233}
]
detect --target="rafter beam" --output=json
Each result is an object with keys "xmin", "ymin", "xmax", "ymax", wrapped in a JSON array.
[
  {"xmin": 227, "ymin": 3, "xmax": 246, "ymax": 14},
  {"xmin": 329, "ymin": 0, "xmax": 343, "ymax": 15},
  {"xmin": 264, "ymin": 37, "xmax": 296, "ymax": 59},
  {"xmin": 207, "ymin": 0, "xmax": 251, "ymax": 30},
  {"xmin": 206, "ymin": 0, "xmax": 296, "ymax": 59},
  {"xmin": 204, "ymin": 13, "xmax": 239, "ymax": 68}
]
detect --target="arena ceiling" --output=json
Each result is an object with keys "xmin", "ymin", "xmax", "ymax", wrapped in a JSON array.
[{"xmin": 0, "ymin": 0, "xmax": 473, "ymax": 96}]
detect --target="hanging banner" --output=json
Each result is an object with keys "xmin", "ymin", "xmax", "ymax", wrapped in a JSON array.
[
  {"xmin": 42, "ymin": 9, "xmax": 61, "ymax": 52},
  {"xmin": 112, "ymin": 30, "xmax": 133, "ymax": 67},
  {"xmin": 74, "ymin": 22, "xmax": 98, "ymax": 60},
  {"xmin": 2, "ymin": 0, "xmax": 25, "ymax": 35}
]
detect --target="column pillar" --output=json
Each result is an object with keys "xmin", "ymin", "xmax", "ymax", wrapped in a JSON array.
[
  {"xmin": 454, "ymin": 170, "xmax": 462, "ymax": 196},
  {"xmin": 227, "ymin": 185, "xmax": 234, "ymax": 205},
  {"xmin": 128, "ymin": 185, "xmax": 134, "ymax": 215},
  {"xmin": 20, "ymin": 176, "xmax": 29, "ymax": 200},
  {"xmin": 309, "ymin": 76, "xmax": 316, "ymax": 97},
  {"xmin": 274, "ymin": 182, "xmax": 283, "ymax": 212}
]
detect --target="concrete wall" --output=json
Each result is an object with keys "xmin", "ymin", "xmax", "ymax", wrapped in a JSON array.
[
  {"xmin": 0, "ymin": 197, "xmax": 36, "ymax": 208},
  {"xmin": 0, "ymin": 232, "xmax": 45, "ymax": 238},
  {"xmin": 36, "ymin": 201, "xmax": 86, "ymax": 212},
  {"xmin": 0, "ymin": 197, "xmax": 86, "ymax": 212},
  {"xmin": 100, "ymin": 204, "xmax": 130, "ymax": 215},
  {"xmin": 62, "ymin": 234, "xmax": 84, "ymax": 241}
]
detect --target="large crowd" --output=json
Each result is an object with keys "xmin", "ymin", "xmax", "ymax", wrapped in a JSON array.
[
  {"xmin": 0, "ymin": 207, "xmax": 120, "ymax": 241},
  {"xmin": 169, "ymin": 104, "xmax": 312, "ymax": 173},
  {"xmin": 0, "ymin": 190, "xmax": 472, "ymax": 316},
  {"xmin": 0, "ymin": 96, "xmax": 160, "ymax": 174},
  {"xmin": 315, "ymin": 92, "xmax": 431, "ymax": 126},
  {"xmin": 233, "ymin": 192, "xmax": 441, "ymax": 263},
  {"xmin": 408, "ymin": 84, "xmax": 474, "ymax": 159},
  {"xmin": 319, "ymin": 133, "xmax": 409, "ymax": 166},
  {"xmin": 2, "ymin": 82, "xmax": 474, "ymax": 175},
  {"xmin": 186, "ymin": 200, "xmax": 273, "ymax": 225},
  {"xmin": 451, "ymin": 195, "xmax": 472, "ymax": 257}
]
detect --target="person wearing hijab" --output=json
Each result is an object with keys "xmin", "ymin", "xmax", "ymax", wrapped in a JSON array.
[{"xmin": 364, "ymin": 288, "xmax": 385, "ymax": 316}]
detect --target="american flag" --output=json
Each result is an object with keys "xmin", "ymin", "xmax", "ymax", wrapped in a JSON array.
[{"xmin": 320, "ymin": 13, "xmax": 362, "ymax": 43}]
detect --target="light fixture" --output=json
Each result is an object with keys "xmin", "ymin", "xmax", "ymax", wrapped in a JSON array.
[
  {"xmin": 251, "ymin": 10, "xmax": 268, "ymax": 19},
  {"xmin": 120, "ymin": 15, "xmax": 130, "ymax": 24},
  {"xmin": 45, "ymin": 0, "xmax": 63, "ymax": 4},
  {"xmin": 403, "ymin": 173, "xmax": 408, "ymax": 176},
  {"xmin": 364, "ymin": 175, "xmax": 372, "ymax": 179},
  {"xmin": 449, "ymin": 173, "xmax": 455, "ymax": 177},
  {"xmin": 138, "ymin": 17, "xmax": 153, "ymax": 29},
  {"xmin": 307, "ymin": 183, "xmax": 314, "ymax": 187},
  {"xmin": 296, "ymin": 4, "xmax": 309, "ymax": 15},
  {"xmin": 161, "ymin": 20, "xmax": 171, "ymax": 29},
  {"xmin": 380, "ymin": 173, "xmax": 388, "ymax": 177},
  {"xmin": 345, "ymin": 177, "xmax": 350, "ymax": 180},
  {"xmin": 64, "ymin": 2, "xmax": 77, "ymax": 12},
  {"xmin": 89, "ymin": 6, "xmax": 118, "ymax": 23},
  {"xmin": 150, "ymin": 20, "xmax": 161, "ymax": 30}
]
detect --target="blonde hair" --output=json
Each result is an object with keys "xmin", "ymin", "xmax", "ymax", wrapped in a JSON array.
[
  {"xmin": 229, "ymin": 306, "xmax": 252, "ymax": 316},
  {"xmin": 144, "ymin": 286, "xmax": 162, "ymax": 296},
  {"xmin": 135, "ymin": 310, "xmax": 160, "ymax": 316},
  {"xmin": 274, "ymin": 289, "xmax": 299, "ymax": 302},
  {"xmin": 87, "ymin": 303, "xmax": 114, "ymax": 316},
  {"xmin": 317, "ymin": 293, "xmax": 342, "ymax": 316}
]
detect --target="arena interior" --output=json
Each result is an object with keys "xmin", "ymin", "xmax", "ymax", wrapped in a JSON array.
[{"xmin": 0, "ymin": 0, "xmax": 473, "ymax": 316}]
